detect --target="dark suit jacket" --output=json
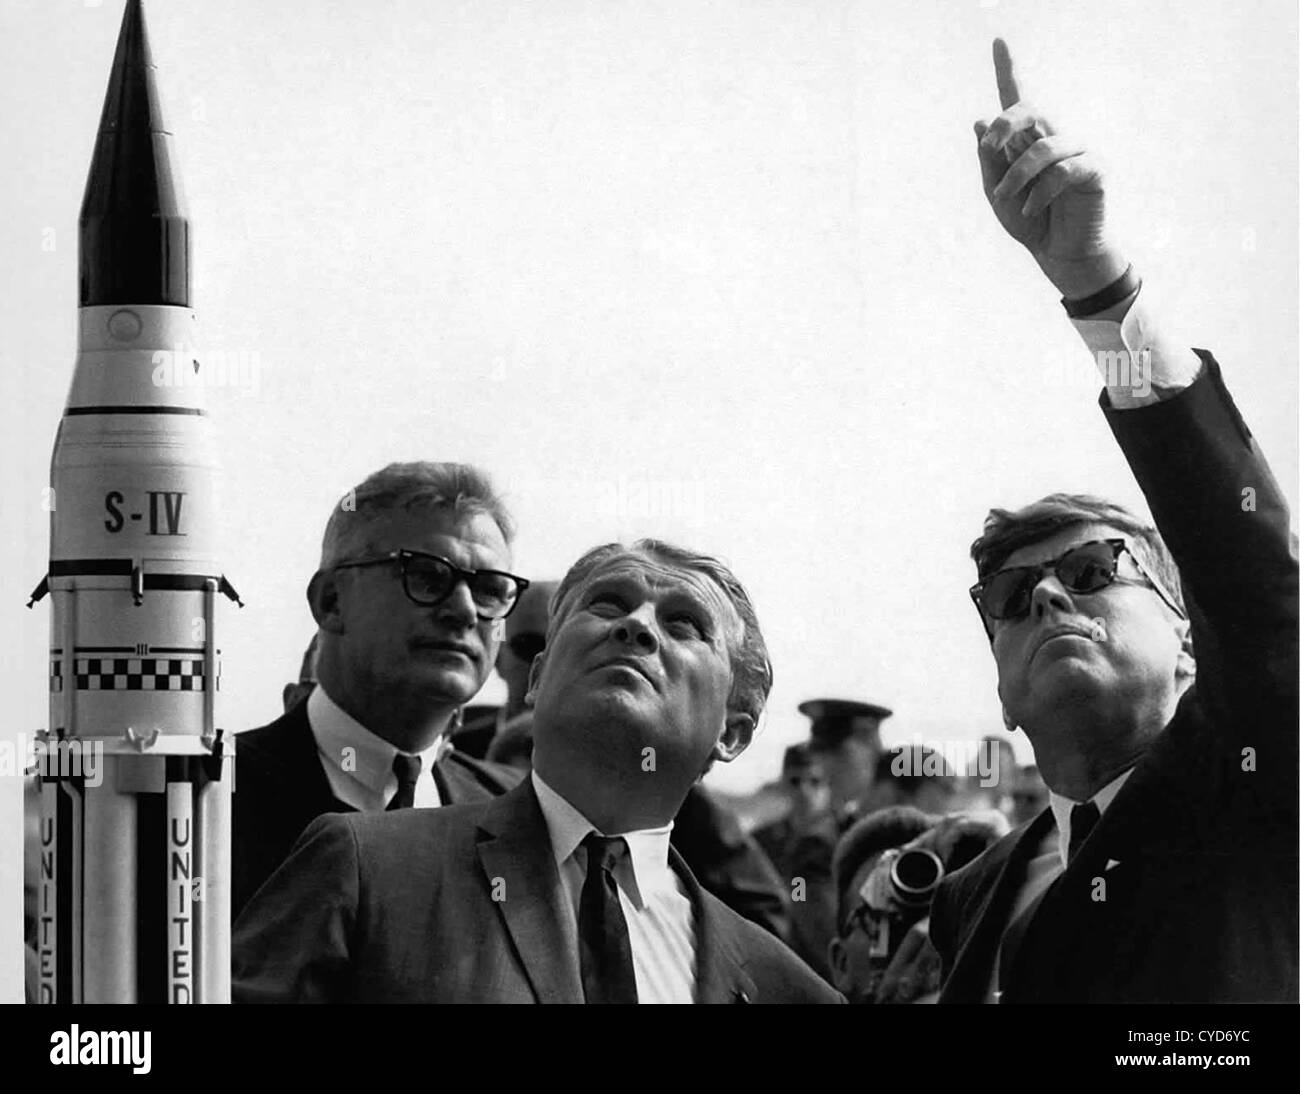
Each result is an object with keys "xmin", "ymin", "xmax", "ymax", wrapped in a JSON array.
[
  {"xmin": 670, "ymin": 785, "xmax": 793, "ymax": 945},
  {"xmin": 752, "ymin": 814, "xmax": 841, "ymax": 980},
  {"xmin": 930, "ymin": 354, "xmax": 1299, "ymax": 1003},
  {"xmin": 232, "ymin": 778, "xmax": 843, "ymax": 1003},
  {"xmin": 232, "ymin": 700, "xmax": 523, "ymax": 919},
  {"xmin": 449, "ymin": 704, "xmax": 500, "ymax": 760}
]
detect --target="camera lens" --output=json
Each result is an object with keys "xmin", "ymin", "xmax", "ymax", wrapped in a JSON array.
[{"xmin": 889, "ymin": 848, "xmax": 944, "ymax": 907}]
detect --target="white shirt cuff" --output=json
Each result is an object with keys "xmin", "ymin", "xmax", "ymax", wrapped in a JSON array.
[{"xmin": 1070, "ymin": 285, "xmax": 1204, "ymax": 409}]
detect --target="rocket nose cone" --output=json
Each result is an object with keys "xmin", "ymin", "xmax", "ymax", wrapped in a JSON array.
[
  {"xmin": 80, "ymin": 0, "xmax": 190, "ymax": 308},
  {"xmin": 98, "ymin": 0, "xmax": 163, "ymax": 136}
]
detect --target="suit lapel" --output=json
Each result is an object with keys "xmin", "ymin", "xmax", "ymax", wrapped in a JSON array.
[
  {"xmin": 475, "ymin": 781, "xmax": 584, "ymax": 1003},
  {"xmin": 473, "ymin": 781, "xmax": 763, "ymax": 1003},
  {"xmin": 941, "ymin": 807, "xmax": 1054, "ymax": 1002},
  {"xmin": 430, "ymin": 757, "xmax": 454, "ymax": 803},
  {"xmin": 1076, "ymin": 731, "xmax": 1187, "ymax": 860},
  {"xmin": 670, "ymin": 847, "xmax": 758, "ymax": 1003},
  {"xmin": 435, "ymin": 749, "xmax": 496, "ymax": 804},
  {"xmin": 269, "ymin": 703, "xmax": 354, "ymax": 818}
]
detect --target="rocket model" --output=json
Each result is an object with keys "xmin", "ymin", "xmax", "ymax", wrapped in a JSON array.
[{"xmin": 28, "ymin": 0, "xmax": 240, "ymax": 1003}]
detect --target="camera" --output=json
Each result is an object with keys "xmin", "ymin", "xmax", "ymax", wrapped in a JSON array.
[{"xmin": 857, "ymin": 846, "xmax": 945, "ymax": 975}]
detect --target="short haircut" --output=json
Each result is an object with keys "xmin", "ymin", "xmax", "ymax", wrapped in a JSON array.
[
  {"xmin": 971, "ymin": 493, "xmax": 1186, "ymax": 616},
  {"xmin": 832, "ymin": 806, "xmax": 934, "ymax": 926},
  {"xmin": 319, "ymin": 462, "xmax": 514, "ymax": 570},
  {"xmin": 545, "ymin": 539, "xmax": 773, "ymax": 723}
]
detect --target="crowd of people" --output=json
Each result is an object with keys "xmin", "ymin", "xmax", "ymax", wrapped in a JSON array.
[{"xmin": 25, "ymin": 39, "xmax": 1298, "ymax": 1004}]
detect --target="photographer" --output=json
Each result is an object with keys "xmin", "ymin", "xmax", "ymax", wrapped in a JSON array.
[{"xmin": 829, "ymin": 808, "xmax": 1009, "ymax": 1004}]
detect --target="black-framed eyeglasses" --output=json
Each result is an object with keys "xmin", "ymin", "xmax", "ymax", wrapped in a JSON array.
[
  {"xmin": 506, "ymin": 632, "xmax": 546, "ymax": 663},
  {"xmin": 969, "ymin": 538, "xmax": 1185, "ymax": 626},
  {"xmin": 334, "ymin": 549, "xmax": 530, "ymax": 621}
]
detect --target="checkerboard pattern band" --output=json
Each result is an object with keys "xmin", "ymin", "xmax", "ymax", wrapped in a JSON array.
[{"xmin": 52, "ymin": 657, "xmax": 207, "ymax": 692}]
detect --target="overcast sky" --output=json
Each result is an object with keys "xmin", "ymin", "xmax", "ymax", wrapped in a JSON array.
[{"xmin": 3, "ymin": 0, "xmax": 1295, "ymax": 821}]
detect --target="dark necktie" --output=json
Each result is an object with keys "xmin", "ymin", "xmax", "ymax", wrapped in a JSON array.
[
  {"xmin": 1000, "ymin": 805, "xmax": 1097, "ymax": 995},
  {"xmin": 578, "ymin": 834, "xmax": 638, "ymax": 1004},
  {"xmin": 1068, "ymin": 800, "xmax": 1100, "ymax": 863},
  {"xmin": 387, "ymin": 753, "xmax": 422, "ymax": 810}
]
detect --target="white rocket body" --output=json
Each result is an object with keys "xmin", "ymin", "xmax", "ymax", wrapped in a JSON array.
[{"xmin": 35, "ymin": 1, "xmax": 236, "ymax": 1005}]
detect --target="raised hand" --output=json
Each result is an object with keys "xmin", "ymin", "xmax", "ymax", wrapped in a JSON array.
[{"xmin": 974, "ymin": 38, "xmax": 1128, "ymax": 299}]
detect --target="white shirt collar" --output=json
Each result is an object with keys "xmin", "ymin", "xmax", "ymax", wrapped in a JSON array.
[
  {"xmin": 307, "ymin": 684, "xmax": 448, "ymax": 807},
  {"xmin": 1048, "ymin": 766, "xmax": 1135, "ymax": 869},
  {"xmin": 530, "ymin": 769, "xmax": 678, "ymax": 909}
]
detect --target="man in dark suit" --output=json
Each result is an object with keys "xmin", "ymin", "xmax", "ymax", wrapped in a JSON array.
[
  {"xmin": 465, "ymin": 576, "xmax": 795, "ymax": 943},
  {"xmin": 232, "ymin": 461, "xmax": 525, "ymax": 918},
  {"xmin": 234, "ymin": 538, "xmax": 842, "ymax": 1002},
  {"xmin": 928, "ymin": 41, "xmax": 1298, "ymax": 1003}
]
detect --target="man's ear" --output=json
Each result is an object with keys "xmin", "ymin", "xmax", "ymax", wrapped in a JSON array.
[
  {"xmin": 711, "ymin": 711, "xmax": 755, "ymax": 765},
  {"xmin": 307, "ymin": 570, "xmax": 346, "ymax": 634},
  {"xmin": 524, "ymin": 650, "xmax": 546, "ymax": 707}
]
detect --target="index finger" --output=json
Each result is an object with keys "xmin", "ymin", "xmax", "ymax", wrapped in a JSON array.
[{"xmin": 993, "ymin": 38, "xmax": 1021, "ymax": 109}]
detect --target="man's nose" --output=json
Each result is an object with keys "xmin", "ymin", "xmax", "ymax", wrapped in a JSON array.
[
  {"xmin": 1030, "ymin": 574, "xmax": 1075, "ymax": 618},
  {"xmin": 434, "ymin": 576, "xmax": 478, "ymax": 628},
  {"xmin": 613, "ymin": 604, "xmax": 659, "ymax": 652}
]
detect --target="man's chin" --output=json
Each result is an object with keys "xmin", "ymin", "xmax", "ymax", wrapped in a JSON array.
[
  {"xmin": 406, "ymin": 666, "xmax": 481, "ymax": 708},
  {"xmin": 1015, "ymin": 664, "xmax": 1111, "ymax": 722},
  {"xmin": 577, "ymin": 687, "xmax": 661, "ymax": 729},
  {"xmin": 1035, "ymin": 644, "xmax": 1111, "ymax": 681},
  {"xmin": 540, "ymin": 689, "xmax": 672, "ymax": 752}
]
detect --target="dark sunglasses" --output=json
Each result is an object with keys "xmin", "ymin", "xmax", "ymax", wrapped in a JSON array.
[
  {"xmin": 507, "ymin": 632, "xmax": 546, "ymax": 663},
  {"xmin": 334, "ymin": 549, "xmax": 529, "ymax": 621},
  {"xmin": 969, "ymin": 538, "xmax": 1184, "ymax": 625}
]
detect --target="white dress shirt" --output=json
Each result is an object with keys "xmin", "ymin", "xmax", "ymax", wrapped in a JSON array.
[
  {"xmin": 306, "ymin": 684, "xmax": 447, "ymax": 811},
  {"xmin": 531, "ymin": 770, "xmax": 696, "ymax": 1004},
  {"xmin": 1071, "ymin": 281, "xmax": 1204, "ymax": 406},
  {"xmin": 1046, "ymin": 767, "xmax": 1134, "ymax": 870}
]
